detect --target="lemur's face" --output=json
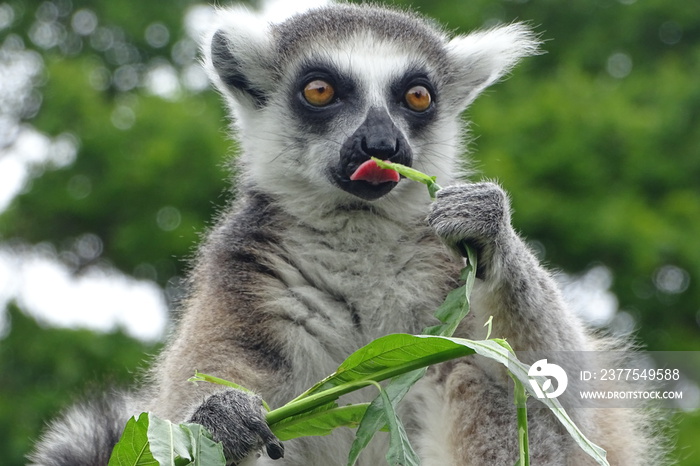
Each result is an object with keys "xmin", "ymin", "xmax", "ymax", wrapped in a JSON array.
[{"xmin": 280, "ymin": 39, "xmax": 442, "ymax": 201}]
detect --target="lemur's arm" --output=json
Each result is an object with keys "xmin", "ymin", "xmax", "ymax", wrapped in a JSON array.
[
  {"xmin": 422, "ymin": 182, "xmax": 597, "ymax": 465},
  {"xmin": 429, "ymin": 182, "xmax": 590, "ymax": 352},
  {"xmin": 149, "ymin": 196, "xmax": 289, "ymax": 465}
]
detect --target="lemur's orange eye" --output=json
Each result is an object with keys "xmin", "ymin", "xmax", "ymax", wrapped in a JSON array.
[
  {"xmin": 405, "ymin": 85, "xmax": 432, "ymax": 112},
  {"xmin": 303, "ymin": 80, "xmax": 335, "ymax": 107}
]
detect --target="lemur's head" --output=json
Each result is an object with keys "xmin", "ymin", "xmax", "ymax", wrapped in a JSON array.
[{"xmin": 204, "ymin": 3, "xmax": 538, "ymax": 212}]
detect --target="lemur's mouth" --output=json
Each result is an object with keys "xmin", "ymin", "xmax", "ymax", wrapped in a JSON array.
[
  {"xmin": 332, "ymin": 155, "xmax": 409, "ymax": 201},
  {"xmin": 332, "ymin": 108, "xmax": 412, "ymax": 201},
  {"xmin": 329, "ymin": 161, "xmax": 398, "ymax": 201},
  {"xmin": 349, "ymin": 159, "xmax": 400, "ymax": 185}
]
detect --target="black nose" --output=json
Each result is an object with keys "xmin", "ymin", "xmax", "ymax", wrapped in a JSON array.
[
  {"xmin": 334, "ymin": 107, "xmax": 413, "ymax": 200},
  {"xmin": 360, "ymin": 136, "xmax": 399, "ymax": 159}
]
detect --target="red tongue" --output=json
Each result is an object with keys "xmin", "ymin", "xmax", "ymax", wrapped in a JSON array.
[{"xmin": 349, "ymin": 160, "xmax": 400, "ymax": 185}]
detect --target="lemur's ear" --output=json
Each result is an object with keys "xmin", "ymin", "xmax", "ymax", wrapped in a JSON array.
[
  {"xmin": 203, "ymin": 7, "xmax": 274, "ymax": 110},
  {"xmin": 443, "ymin": 23, "xmax": 540, "ymax": 111}
]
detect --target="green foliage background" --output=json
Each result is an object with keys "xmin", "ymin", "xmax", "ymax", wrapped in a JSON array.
[{"xmin": 0, "ymin": 0, "xmax": 698, "ymax": 464}]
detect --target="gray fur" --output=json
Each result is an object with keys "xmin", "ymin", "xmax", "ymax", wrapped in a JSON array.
[
  {"xmin": 271, "ymin": 4, "xmax": 450, "ymax": 69},
  {"xmin": 31, "ymin": 3, "xmax": 662, "ymax": 466},
  {"xmin": 29, "ymin": 392, "xmax": 131, "ymax": 466}
]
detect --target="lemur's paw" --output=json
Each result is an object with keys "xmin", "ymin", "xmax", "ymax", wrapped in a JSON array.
[
  {"xmin": 428, "ymin": 182, "xmax": 511, "ymax": 255},
  {"xmin": 190, "ymin": 390, "xmax": 283, "ymax": 464}
]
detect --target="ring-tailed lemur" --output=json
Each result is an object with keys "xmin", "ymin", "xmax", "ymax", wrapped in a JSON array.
[{"xmin": 31, "ymin": 3, "xmax": 660, "ymax": 465}]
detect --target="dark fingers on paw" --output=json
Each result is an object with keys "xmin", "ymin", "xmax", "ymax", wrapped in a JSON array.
[{"xmin": 266, "ymin": 440, "xmax": 285, "ymax": 460}]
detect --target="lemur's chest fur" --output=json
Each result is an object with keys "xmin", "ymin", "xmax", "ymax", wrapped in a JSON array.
[{"xmin": 255, "ymin": 206, "xmax": 459, "ymax": 394}]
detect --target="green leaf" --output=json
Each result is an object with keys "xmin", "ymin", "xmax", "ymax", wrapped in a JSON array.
[
  {"xmin": 109, "ymin": 413, "xmax": 157, "ymax": 466},
  {"xmin": 299, "ymin": 334, "xmax": 474, "ymax": 399},
  {"xmin": 147, "ymin": 415, "xmax": 194, "ymax": 465},
  {"xmin": 346, "ymin": 369, "xmax": 426, "ymax": 466},
  {"xmin": 108, "ymin": 413, "xmax": 225, "ymax": 466},
  {"xmin": 185, "ymin": 423, "xmax": 226, "ymax": 466},
  {"xmin": 379, "ymin": 389, "xmax": 420, "ymax": 466},
  {"xmin": 423, "ymin": 261, "xmax": 475, "ymax": 337},
  {"xmin": 271, "ymin": 403, "xmax": 371, "ymax": 441}
]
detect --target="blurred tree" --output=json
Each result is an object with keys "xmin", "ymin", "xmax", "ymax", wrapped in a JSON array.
[
  {"xmin": 0, "ymin": 0, "xmax": 232, "ymax": 289},
  {"xmin": 0, "ymin": 0, "xmax": 698, "ymax": 464},
  {"xmin": 0, "ymin": 304, "xmax": 159, "ymax": 466},
  {"xmin": 3, "ymin": 62, "xmax": 231, "ymax": 287}
]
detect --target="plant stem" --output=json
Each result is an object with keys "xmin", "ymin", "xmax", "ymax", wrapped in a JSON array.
[
  {"xmin": 266, "ymin": 346, "xmax": 470, "ymax": 426},
  {"xmin": 513, "ymin": 378, "xmax": 530, "ymax": 466}
]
